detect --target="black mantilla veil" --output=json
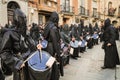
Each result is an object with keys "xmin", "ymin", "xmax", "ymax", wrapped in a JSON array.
[{"xmin": 13, "ymin": 8, "xmax": 27, "ymax": 37}]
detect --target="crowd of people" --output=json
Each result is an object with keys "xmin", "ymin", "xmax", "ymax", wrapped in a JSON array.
[{"xmin": 0, "ymin": 9, "xmax": 120, "ymax": 80}]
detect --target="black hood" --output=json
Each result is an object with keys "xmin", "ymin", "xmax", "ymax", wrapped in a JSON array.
[
  {"xmin": 104, "ymin": 18, "xmax": 111, "ymax": 30},
  {"xmin": 43, "ymin": 12, "xmax": 59, "ymax": 39},
  {"xmin": 13, "ymin": 8, "xmax": 27, "ymax": 36},
  {"xmin": 49, "ymin": 12, "xmax": 59, "ymax": 23}
]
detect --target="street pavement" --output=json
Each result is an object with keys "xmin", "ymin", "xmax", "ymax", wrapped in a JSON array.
[
  {"xmin": 5, "ymin": 41, "xmax": 120, "ymax": 80},
  {"xmin": 60, "ymin": 41, "xmax": 120, "ymax": 80}
]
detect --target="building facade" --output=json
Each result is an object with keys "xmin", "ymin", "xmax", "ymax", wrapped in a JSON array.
[
  {"xmin": 0, "ymin": 0, "xmax": 120, "ymax": 26},
  {"xmin": 99, "ymin": 0, "xmax": 120, "ymax": 25},
  {"xmin": 28, "ymin": 0, "xmax": 58, "ymax": 25},
  {"xmin": 28, "ymin": 0, "xmax": 38, "ymax": 25},
  {"xmin": 37, "ymin": 0, "xmax": 57, "ymax": 24},
  {"xmin": 57, "ymin": 0, "xmax": 101, "ymax": 26},
  {"xmin": 0, "ymin": 0, "xmax": 28, "ymax": 26}
]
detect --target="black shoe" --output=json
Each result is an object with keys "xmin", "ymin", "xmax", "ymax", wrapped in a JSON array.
[
  {"xmin": 76, "ymin": 56, "xmax": 81, "ymax": 58},
  {"xmin": 72, "ymin": 57, "xmax": 78, "ymax": 60},
  {"xmin": 101, "ymin": 66, "xmax": 107, "ymax": 69}
]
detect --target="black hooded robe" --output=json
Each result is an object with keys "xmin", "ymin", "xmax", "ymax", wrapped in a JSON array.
[
  {"xmin": 43, "ymin": 12, "xmax": 61, "ymax": 80},
  {"xmin": 102, "ymin": 18, "xmax": 120, "ymax": 68},
  {"xmin": 0, "ymin": 9, "xmax": 36, "ymax": 80}
]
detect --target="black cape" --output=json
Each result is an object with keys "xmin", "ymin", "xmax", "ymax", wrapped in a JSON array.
[{"xmin": 102, "ymin": 18, "xmax": 120, "ymax": 68}]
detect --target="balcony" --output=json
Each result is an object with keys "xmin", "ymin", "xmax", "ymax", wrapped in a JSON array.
[
  {"xmin": 38, "ymin": 4, "xmax": 57, "ymax": 12},
  {"xmin": 60, "ymin": 5, "xmax": 74, "ymax": 15},
  {"xmin": 108, "ymin": 8, "xmax": 116, "ymax": 16},
  {"xmin": 79, "ymin": 6, "xmax": 89, "ymax": 17},
  {"xmin": 92, "ymin": 12, "xmax": 100, "ymax": 19}
]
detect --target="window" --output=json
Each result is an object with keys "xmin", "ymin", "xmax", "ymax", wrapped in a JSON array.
[
  {"xmin": 81, "ymin": 0, "xmax": 85, "ymax": 7},
  {"xmin": 62, "ymin": 0, "xmax": 70, "ymax": 12},
  {"xmin": 38, "ymin": 0, "xmax": 41, "ymax": 4},
  {"xmin": 39, "ymin": 14, "xmax": 43, "ymax": 24},
  {"xmin": 7, "ymin": 1, "xmax": 20, "ymax": 24},
  {"xmin": 44, "ymin": 0, "xmax": 47, "ymax": 4},
  {"xmin": 93, "ymin": 8, "xmax": 97, "ymax": 17},
  {"xmin": 92, "ymin": 0, "xmax": 97, "ymax": 8},
  {"xmin": 66, "ymin": 0, "xmax": 70, "ymax": 11},
  {"xmin": 118, "ymin": 6, "xmax": 120, "ymax": 17}
]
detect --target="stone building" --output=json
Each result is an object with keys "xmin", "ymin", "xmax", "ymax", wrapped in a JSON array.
[
  {"xmin": 28, "ymin": 0, "xmax": 58, "ymax": 25},
  {"xmin": 57, "ymin": 0, "xmax": 101, "ymax": 26},
  {"xmin": 1, "ymin": 0, "xmax": 120, "ymax": 26},
  {"xmin": 28, "ymin": 0, "xmax": 38, "ymax": 25},
  {"xmin": 0, "ymin": 0, "xmax": 28, "ymax": 26},
  {"xmin": 99, "ymin": 0, "xmax": 120, "ymax": 25}
]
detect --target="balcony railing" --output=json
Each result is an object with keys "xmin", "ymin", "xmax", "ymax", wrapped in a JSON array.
[
  {"xmin": 60, "ymin": 5, "xmax": 74, "ymax": 13},
  {"xmin": 79, "ymin": 6, "xmax": 89, "ymax": 17},
  {"xmin": 92, "ymin": 12, "xmax": 100, "ymax": 18}
]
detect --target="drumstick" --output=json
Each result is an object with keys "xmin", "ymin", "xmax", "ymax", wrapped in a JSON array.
[
  {"xmin": 23, "ymin": 51, "xmax": 37, "ymax": 64},
  {"xmin": 38, "ymin": 49, "xmax": 42, "ymax": 63},
  {"xmin": 38, "ymin": 40, "xmax": 42, "ymax": 63}
]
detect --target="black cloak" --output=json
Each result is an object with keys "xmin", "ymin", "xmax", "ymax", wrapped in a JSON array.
[
  {"xmin": 0, "ymin": 9, "xmax": 36, "ymax": 80},
  {"xmin": 43, "ymin": 12, "xmax": 61, "ymax": 80},
  {"xmin": 102, "ymin": 18, "xmax": 120, "ymax": 68}
]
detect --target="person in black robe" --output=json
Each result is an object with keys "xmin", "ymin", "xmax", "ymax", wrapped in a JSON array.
[
  {"xmin": 102, "ymin": 18, "xmax": 120, "ymax": 69},
  {"xmin": 43, "ymin": 12, "xmax": 61, "ymax": 80},
  {"xmin": 99, "ymin": 21, "xmax": 104, "ymax": 42},
  {"xmin": 30, "ymin": 23, "xmax": 40, "ymax": 45},
  {"xmin": 78, "ymin": 23, "xmax": 82, "ymax": 36},
  {"xmin": 88, "ymin": 23, "xmax": 93, "ymax": 35},
  {"xmin": 62, "ymin": 24, "xmax": 69, "ymax": 35},
  {"xmin": 0, "ymin": 9, "xmax": 37, "ymax": 80},
  {"xmin": 70, "ymin": 24, "xmax": 79, "ymax": 40},
  {"xmin": 93, "ymin": 22, "xmax": 100, "ymax": 33}
]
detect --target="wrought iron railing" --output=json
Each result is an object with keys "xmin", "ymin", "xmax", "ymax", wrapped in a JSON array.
[
  {"xmin": 92, "ymin": 12, "xmax": 100, "ymax": 18},
  {"xmin": 61, "ymin": 5, "xmax": 74, "ymax": 13},
  {"xmin": 79, "ymin": 6, "xmax": 89, "ymax": 16}
]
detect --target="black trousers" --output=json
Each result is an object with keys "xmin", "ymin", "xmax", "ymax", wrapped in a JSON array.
[
  {"xmin": 93, "ymin": 39, "xmax": 98, "ymax": 45},
  {"xmin": 80, "ymin": 47, "xmax": 86, "ymax": 53},
  {"xmin": 73, "ymin": 48, "xmax": 79, "ymax": 57}
]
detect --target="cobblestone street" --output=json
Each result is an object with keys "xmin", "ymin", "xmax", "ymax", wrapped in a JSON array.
[
  {"xmin": 5, "ymin": 41, "xmax": 120, "ymax": 80},
  {"xmin": 60, "ymin": 41, "xmax": 120, "ymax": 80}
]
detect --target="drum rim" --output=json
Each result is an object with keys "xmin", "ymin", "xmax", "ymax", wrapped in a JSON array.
[
  {"xmin": 28, "ymin": 64, "xmax": 51, "ymax": 72},
  {"xmin": 28, "ymin": 50, "xmax": 51, "ymax": 72}
]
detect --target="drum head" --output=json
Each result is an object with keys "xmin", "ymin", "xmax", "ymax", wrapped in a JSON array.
[{"xmin": 28, "ymin": 50, "xmax": 51, "ymax": 71}]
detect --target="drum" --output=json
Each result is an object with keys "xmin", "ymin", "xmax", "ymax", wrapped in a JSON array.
[{"xmin": 28, "ymin": 50, "xmax": 51, "ymax": 80}]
